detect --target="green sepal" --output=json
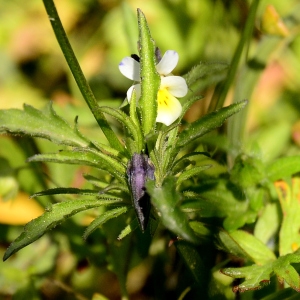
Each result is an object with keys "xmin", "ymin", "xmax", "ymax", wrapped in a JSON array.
[
  {"xmin": 3, "ymin": 198, "xmax": 124, "ymax": 261},
  {"xmin": 146, "ymin": 177, "xmax": 198, "ymax": 244},
  {"xmin": 0, "ymin": 102, "xmax": 90, "ymax": 147},
  {"xmin": 137, "ymin": 9, "xmax": 160, "ymax": 135},
  {"xmin": 83, "ymin": 206, "xmax": 129, "ymax": 240}
]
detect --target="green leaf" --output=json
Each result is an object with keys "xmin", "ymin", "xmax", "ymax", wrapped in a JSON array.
[
  {"xmin": 230, "ymin": 154, "xmax": 265, "ymax": 188},
  {"xmin": 137, "ymin": 9, "xmax": 160, "ymax": 135},
  {"xmin": 222, "ymin": 252, "xmax": 300, "ymax": 293},
  {"xmin": 146, "ymin": 177, "xmax": 198, "ymax": 244},
  {"xmin": 31, "ymin": 187, "xmax": 99, "ymax": 197},
  {"xmin": 176, "ymin": 165, "xmax": 212, "ymax": 188},
  {"xmin": 171, "ymin": 152, "xmax": 210, "ymax": 174},
  {"xmin": 267, "ymin": 156, "xmax": 300, "ymax": 181},
  {"xmin": 83, "ymin": 206, "xmax": 129, "ymax": 240},
  {"xmin": 0, "ymin": 103, "xmax": 90, "ymax": 147},
  {"xmin": 3, "ymin": 198, "xmax": 124, "ymax": 261},
  {"xmin": 181, "ymin": 180, "xmax": 247, "ymax": 218},
  {"xmin": 176, "ymin": 100, "xmax": 247, "ymax": 149},
  {"xmin": 117, "ymin": 218, "xmax": 139, "ymax": 240},
  {"xmin": 273, "ymin": 253, "xmax": 300, "ymax": 292},
  {"xmin": 229, "ymin": 230, "xmax": 276, "ymax": 265},
  {"xmin": 254, "ymin": 203, "xmax": 280, "ymax": 245},
  {"xmin": 28, "ymin": 148, "xmax": 126, "ymax": 183},
  {"xmin": 221, "ymin": 264, "xmax": 272, "ymax": 292},
  {"xmin": 218, "ymin": 230, "xmax": 253, "ymax": 261}
]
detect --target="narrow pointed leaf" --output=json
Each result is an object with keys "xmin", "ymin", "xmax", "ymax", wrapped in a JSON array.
[
  {"xmin": 146, "ymin": 177, "xmax": 198, "ymax": 243},
  {"xmin": 3, "ymin": 198, "xmax": 124, "ymax": 261},
  {"xmin": 84, "ymin": 206, "xmax": 129, "ymax": 240},
  {"xmin": 137, "ymin": 9, "xmax": 160, "ymax": 134},
  {"xmin": 176, "ymin": 100, "xmax": 247, "ymax": 148},
  {"xmin": 31, "ymin": 187, "xmax": 99, "ymax": 198},
  {"xmin": 0, "ymin": 103, "xmax": 90, "ymax": 147},
  {"xmin": 28, "ymin": 149, "xmax": 126, "ymax": 183},
  {"xmin": 176, "ymin": 165, "xmax": 212, "ymax": 188},
  {"xmin": 117, "ymin": 218, "xmax": 139, "ymax": 240}
]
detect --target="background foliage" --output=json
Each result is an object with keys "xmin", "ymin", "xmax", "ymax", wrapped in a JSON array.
[{"xmin": 1, "ymin": 0, "xmax": 300, "ymax": 299}]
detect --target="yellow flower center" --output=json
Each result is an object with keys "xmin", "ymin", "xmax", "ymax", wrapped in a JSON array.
[{"xmin": 156, "ymin": 88, "xmax": 182, "ymax": 126}]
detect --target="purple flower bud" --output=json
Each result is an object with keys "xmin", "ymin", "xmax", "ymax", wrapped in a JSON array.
[{"xmin": 127, "ymin": 153, "xmax": 155, "ymax": 231}]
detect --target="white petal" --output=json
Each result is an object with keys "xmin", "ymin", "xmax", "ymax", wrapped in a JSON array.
[
  {"xmin": 127, "ymin": 84, "xmax": 141, "ymax": 102},
  {"xmin": 119, "ymin": 57, "xmax": 140, "ymax": 81},
  {"xmin": 161, "ymin": 76, "xmax": 188, "ymax": 97},
  {"xmin": 156, "ymin": 50, "xmax": 179, "ymax": 76},
  {"xmin": 156, "ymin": 88, "xmax": 182, "ymax": 126}
]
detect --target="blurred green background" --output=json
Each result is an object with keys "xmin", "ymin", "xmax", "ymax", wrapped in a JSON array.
[{"xmin": 1, "ymin": 0, "xmax": 300, "ymax": 299}]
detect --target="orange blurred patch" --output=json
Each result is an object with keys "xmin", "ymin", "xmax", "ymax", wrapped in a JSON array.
[{"xmin": 0, "ymin": 192, "xmax": 44, "ymax": 225}]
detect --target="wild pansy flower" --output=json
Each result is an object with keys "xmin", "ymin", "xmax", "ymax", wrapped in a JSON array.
[{"xmin": 119, "ymin": 50, "xmax": 188, "ymax": 126}]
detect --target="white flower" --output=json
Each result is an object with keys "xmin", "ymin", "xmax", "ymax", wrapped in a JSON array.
[{"xmin": 119, "ymin": 50, "xmax": 188, "ymax": 126}]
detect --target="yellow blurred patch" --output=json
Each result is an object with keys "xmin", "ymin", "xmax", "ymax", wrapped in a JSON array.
[
  {"xmin": 0, "ymin": 192, "xmax": 44, "ymax": 225},
  {"xmin": 261, "ymin": 5, "xmax": 289, "ymax": 37}
]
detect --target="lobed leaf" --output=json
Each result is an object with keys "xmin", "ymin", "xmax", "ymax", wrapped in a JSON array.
[
  {"xmin": 221, "ymin": 264, "xmax": 272, "ymax": 292},
  {"xmin": 0, "ymin": 102, "xmax": 90, "ymax": 147},
  {"xmin": 3, "ymin": 198, "xmax": 124, "ymax": 261},
  {"xmin": 222, "ymin": 252, "xmax": 300, "ymax": 293}
]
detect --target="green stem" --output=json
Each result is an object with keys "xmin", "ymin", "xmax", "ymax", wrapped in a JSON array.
[
  {"xmin": 42, "ymin": 0, "xmax": 124, "ymax": 154},
  {"xmin": 212, "ymin": 0, "xmax": 260, "ymax": 110}
]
